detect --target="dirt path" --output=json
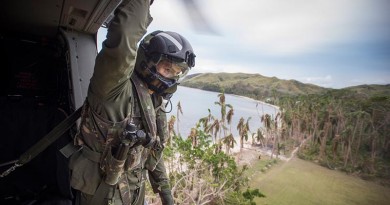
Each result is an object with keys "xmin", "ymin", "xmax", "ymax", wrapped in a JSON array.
[{"xmin": 235, "ymin": 138, "xmax": 307, "ymax": 166}]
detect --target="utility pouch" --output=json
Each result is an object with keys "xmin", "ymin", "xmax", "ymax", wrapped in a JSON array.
[
  {"xmin": 69, "ymin": 149, "xmax": 102, "ymax": 195},
  {"xmin": 125, "ymin": 145, "xmax": 143, "ymax": 171},
  {"xmin": 104, "ymin": 142, "xmax": 130, "ymax": 185},
  {"xmin": 104, "ymin": 155, "xmax": 126, "ymax": 185}
]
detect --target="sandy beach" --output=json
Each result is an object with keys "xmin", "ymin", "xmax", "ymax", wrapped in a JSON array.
[{"xmin": 231, "ymin": 142, "xmax": 293, "ymax": 167}]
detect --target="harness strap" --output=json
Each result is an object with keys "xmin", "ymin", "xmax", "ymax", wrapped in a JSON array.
[
  {"xmin": 131, "ymin": 75, "xmax": 157, "ymax": 137},
  {"xmin": 89, "ymin": 75, "xmax": 160, "ymax": 204},
  {"xmin": 118, "ymin": 175, "xmax": 132, "ymax": 205},
  {"xmin": 1, "ymin": 107, "xmax": 82, "ymax": 178}
]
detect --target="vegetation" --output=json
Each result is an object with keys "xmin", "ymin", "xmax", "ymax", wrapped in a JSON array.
[
  {"xmin": 147, "ymin": 93, "xmax": 265, "ymax": 204},
  {"xmin": 182, "ymin": 72, "xmax": 390, "ymax": 184},
  {"xmin": 279, "ymin": 89, "xmax": 390, "ymax": 184},
  {"xmin": 145, "ymin": 73, "xmax": 390, "ymax": 204}
]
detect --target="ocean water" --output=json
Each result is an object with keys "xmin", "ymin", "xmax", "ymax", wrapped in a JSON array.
[{"xmin": 166, "ymin": 86, "xmax": 279, "ymax": 139}]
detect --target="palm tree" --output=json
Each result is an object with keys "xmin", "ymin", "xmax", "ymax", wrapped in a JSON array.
[
  {"xmin": 167, "ymin": 115, "xmax": 176, "ymax": 147},
  {"xmin": 237, "ymin": 117, "xmax": 245, "ymax": 149},
  {"xmin": 222, "ymin": 133, "xmax": 236, "ymax": 154},
  {"xmin": 188, "ymin": 127, "xmax": 198, "ymax": 147},
  {"xmin": 223, "ymin": 105, "xmax": 235, "ymax": 153},
  {"xmin": 261, "ymin": 114, "xmax": 272, "ymax": 132},
  {"xmin": 261, "ymin": 113, "xmax": 272, "ymax": 147},
  {"xmin": 166, "ymin": 115, "xmax": 176, "ymax": 173},
  {"xmin": 176, "ymin": 101, "xmax": 183, "ymax": 135},
  {"xmin": 227, "ymin": 106, "xmax": 234, "ymax": 133},
  {"xmin": 215, "ymin": 92, "xmax": 232, "ymax": 140},
  {"xmin": 237, "ymin": 117, "xmax": 251, "ymax": 149},
  {"xmin": 198, "ymin": 109, "xmax": 215, "ymax": 133},
  {"xmin": 207, "ymin": 118, "xmax": 220, "ymax": 144}
]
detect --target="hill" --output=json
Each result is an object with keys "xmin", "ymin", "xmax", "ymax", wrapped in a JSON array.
[
  {"xmin": 181, "ymin": 73, "xmax": 390, "ymax": 102},
  {"xmin": 181, "ymin": 73, "xmax": 329, "ymax": 102},
  {"xmin": 343, "ymin": 84, "xmax": 390, "ymax": 98}
]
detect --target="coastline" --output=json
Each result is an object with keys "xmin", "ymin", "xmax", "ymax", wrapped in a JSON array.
[
  {"xmin": 229, "ymin": 93, "xmax": 280, "ymax": 111},
  {"xmin": 171, "ymin": 85, "xmax": 280, "ymax": 142},
  {"xmin": 230, "ymin": 142, "xmax": 292, "ymax": 167},
  {"xmin": 178, "ymin": 85, "xmax": 280, "ymax": 111}
]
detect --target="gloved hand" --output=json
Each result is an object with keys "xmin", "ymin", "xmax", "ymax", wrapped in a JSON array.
[{"xmin": 159, "ymin": 190, "xmax": 174, "ymax": 205}]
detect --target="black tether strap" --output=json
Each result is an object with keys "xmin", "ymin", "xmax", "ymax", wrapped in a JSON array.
[{"xmin": 0, "ymin": 107, "xmax": 82, "ymax": 178}]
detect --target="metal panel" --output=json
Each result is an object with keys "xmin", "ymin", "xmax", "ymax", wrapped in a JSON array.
[
  {"xmin": 0, "ymin": 0, "xmax": 120, "ymax": 37},
  {"xmin": 61, "ymin": 0, "xmax": 121, "ymax": 34},
  {"xmin": 61, "ymin": 29, "xmax": 96, "ymax": 109}
]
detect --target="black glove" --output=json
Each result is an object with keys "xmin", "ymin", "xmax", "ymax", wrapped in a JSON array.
[{"xmin": 159, "ymin": 190, "xmax": 174, "ymax": 205}]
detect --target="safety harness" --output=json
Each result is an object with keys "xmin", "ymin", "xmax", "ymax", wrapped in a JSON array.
[{"xmin": 0, "ymin": 107, "xmax": 82, "ymax": 178}]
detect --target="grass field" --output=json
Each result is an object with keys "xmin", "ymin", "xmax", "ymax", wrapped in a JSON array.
[{"xmin": 248, "ymin": 157, "xmax": 390, "ymax": 205}]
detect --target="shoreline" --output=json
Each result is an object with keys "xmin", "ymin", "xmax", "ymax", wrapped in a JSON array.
[
  {"xmin": 179, "ymin": 85, "xmax": 280, "ymax": 111},
  {"xmin": 228, "ymin": 93, "xmax": 280, "ymax": 111},
  {"xmin": 230, "ymin": 142, "xmax": 292, "ymax": 167}
]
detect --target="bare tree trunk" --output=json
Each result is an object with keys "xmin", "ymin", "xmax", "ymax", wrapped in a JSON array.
[
  {"xmin": 343, "ymin": 119, "xmax": 359, "ymax": 169},
  {"xmin": 332, "ymin": 134, "xmax": 340, "ymax": 159},
  {"xmin": 271, "ymin": 133, "xmax": 277, "ymax": 159},
  {"xmin": 370, "ymin": 133, "xmax": 377, "ymax": 173},
  {"xmin": 353, "ymin": 119, "xmax": 364, "ymax": 167},
  {"xmin": 311, "ymin": 112, "xmax": 319, "ymax": 146},
  {"xmin": 275, "ymin": 134, "xmax": 279, "ymax": 159},
  {"xmin": 319, "ymin": 122, "xmax": 331, "ymax": 160}
]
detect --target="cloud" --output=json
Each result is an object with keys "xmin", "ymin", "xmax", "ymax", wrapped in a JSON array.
[
  {"xmin": 149, "ymin": 0, "xmax": 194, "ymax": 32},
  {"xmin": 302, "ymin": 75, "xmax": 333, "ymax": 87},
  {"xmin": 191, "ymin": 58, "xmax": 253, "ymax": 74},
  {"xmin": 210, "ymin": 0, "xmax": 389, "ymax": 55},
  {"xmin": 97, "ymin": 0, "xmax": 390, "ymax": 88},
  {"xmin": 150, "ymin": 0, "xmax": 390, "ymax": 56}
]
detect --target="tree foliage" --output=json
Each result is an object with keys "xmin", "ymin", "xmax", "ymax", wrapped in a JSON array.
[
  {"xmin": 153, "ymin": 97, "xmax": 265, "ymax": 204},
  {"xmin": 279, "ymin": 91, "xmax": 390, "ymax": 181},
  {"xmin": 159, "ymin": 120, "xmax": 263, "ymax": 204}
]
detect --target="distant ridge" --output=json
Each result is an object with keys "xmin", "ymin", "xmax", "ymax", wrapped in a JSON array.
[
  {"xmin": 180, "ymin": 72, "xmax": 389, "ymax": 102},
  {"xmin": 181, "ymin": 72, "xmax": 328, "ymax": 101}
]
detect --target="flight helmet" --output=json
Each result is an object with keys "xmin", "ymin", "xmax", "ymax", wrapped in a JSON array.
[{"xmin": 135, "ymin": 30, "xmax": 196, "ymax": 94}]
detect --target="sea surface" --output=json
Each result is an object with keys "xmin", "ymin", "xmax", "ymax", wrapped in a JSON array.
[{"xmin": 166, "ymin": 86, "xmax": 279, "ymax": 139}]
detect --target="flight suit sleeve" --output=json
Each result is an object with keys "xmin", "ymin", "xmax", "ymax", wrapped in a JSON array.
[
  {"xmin": 148, "ymin": 158, "xmax": 173, "ymax": 205},
  {"xmin": 89, "ymin": 0, "xmax": 153, "ymax": 100}
]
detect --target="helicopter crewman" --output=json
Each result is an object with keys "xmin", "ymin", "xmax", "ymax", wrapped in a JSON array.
[{"xmin": 68, "ymin": 0, "xmax": 196, "ymax": 204}]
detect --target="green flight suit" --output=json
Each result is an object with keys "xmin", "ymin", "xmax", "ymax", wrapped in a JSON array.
[{"xmin": 68, "ymin": 0, "xmax": 171, "ymax": 204}]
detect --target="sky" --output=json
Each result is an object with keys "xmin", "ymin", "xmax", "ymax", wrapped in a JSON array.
[{"xmin": 98, "ymin": 0, "xmax": 390, "ymax": 89}]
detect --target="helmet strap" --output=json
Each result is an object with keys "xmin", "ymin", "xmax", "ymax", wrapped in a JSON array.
[{"xmin": 155, "ymin": 97, "xmax": 173, "ymax": 113}]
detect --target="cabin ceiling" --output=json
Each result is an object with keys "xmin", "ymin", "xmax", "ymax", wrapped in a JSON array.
[{"xmin": 0, "ymin": 0, "xmax": 119, "ymax": 37}]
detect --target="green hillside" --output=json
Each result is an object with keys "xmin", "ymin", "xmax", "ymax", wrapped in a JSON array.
[
  {"xmin": 343, "ymin": 84, "xmax": 390, "ymax": 98},
  {"xmin": 181, "ymin": 73, "xmax": 390, "ymax": 103},
  {"xmin": 181, "ymin": 73, "xmax": 329, "ymax": 102}
]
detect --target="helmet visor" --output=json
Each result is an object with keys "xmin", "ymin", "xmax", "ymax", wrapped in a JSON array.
[{"xmin": 153, "ymin": 55, "xmax": 190, "ymax": 80}]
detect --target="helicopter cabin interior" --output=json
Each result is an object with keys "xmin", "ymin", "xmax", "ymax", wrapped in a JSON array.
[{"xmin": 0, "ymin": 0, "xmax": 119, "ymax": 204}]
